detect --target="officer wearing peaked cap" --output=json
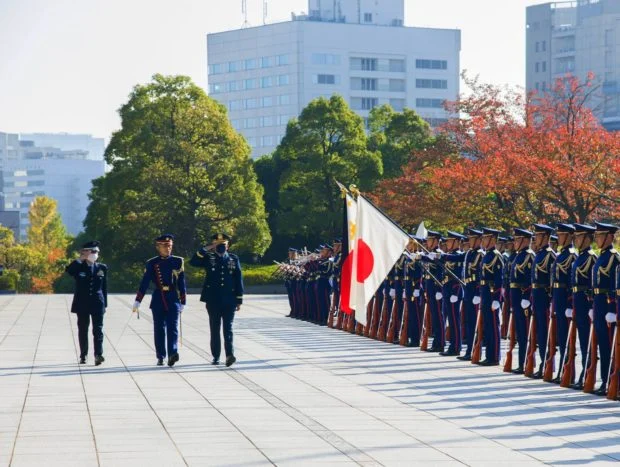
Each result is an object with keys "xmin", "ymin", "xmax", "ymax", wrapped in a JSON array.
[
  {"xmin": 530, "ymin": 224, "xmax": 556, "ymax": 378},
  {"xmin": 550, "ymin": 223, "xmax": 577, "ymax": 383},
  {"xmin": 133, "ymin": 234, "xmax": 187, "ymax": 367},
  {"xmin": 66, "ymin": 241, "xmax": 108, "ymax": 366},
  {"xmin": 190, "ymin": 233, "xmax": 244, "ymax": 367},
  {"xmin": 590, "ymin": 222, "xmax": 620, "ymax": 395},
  {"xmin": 438, "ymin": 231, "xmax": 466, "ymax": 356}
]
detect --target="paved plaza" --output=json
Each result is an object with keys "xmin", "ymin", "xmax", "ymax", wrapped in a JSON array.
[{"xmin": 0, "ymin": 295, "xmax": 619, "ymax": 466}]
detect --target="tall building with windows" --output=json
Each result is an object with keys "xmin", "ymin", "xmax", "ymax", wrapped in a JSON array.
[
  {"xmin": 207, "ymin": 0, "xmax": 461, "ymax": 158},
  {"xmin": 0, "ymin": 132, "xmax": 105, "ymax": 239},
  {"xmin": 526, "ymin": 0, "xmax": 620, "ymax": 130}
]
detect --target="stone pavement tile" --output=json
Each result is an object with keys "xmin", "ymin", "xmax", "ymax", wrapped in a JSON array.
[
  {"xmin": 364, "ymin": 446, "xmax": 457, "ymax": 463},
  {"xmin": 183, "ymin": 455, "xmax": 273, "ymax": 467},
  {"xmin": 10, "ymin": 453, "xmax": 98, "ymax": 467}
]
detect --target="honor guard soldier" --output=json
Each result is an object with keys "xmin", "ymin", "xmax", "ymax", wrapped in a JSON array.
[
  {"xmin": 389, "ymin": 250, "xmax": 408, "ymax": 343},
  {"xmin": 439, "ymin": 231, "xmax": 466, "ymax": 356},
  {"xmin": 591, "ymin": 222, "xmax": 620, "ymax": 395},
  {"xmin": 478, "ymin": 228, "xmax": 504, "ymax": 366},
  {"xmin": 285, "ymin": 248, "xmax": 298, "ymax": 318},
  {"xmin": 316, "ymin": 244, "xmax": 334, "ymax": 325},
  {"xmin": 66, "ymin": 241, "xmax": 108, "ymax": 365},
  {"xmin": 568, "ymin": 224, "xmax": 597, "ymax": 389},
  {"xmin": 404, "ymin": 236, "xmax": 424, "ymax": 347},
  {"xmin": 550, "ymin": 223, "xmax": 577, "ymax": 383},
  {"xmin": 530, "ymin": 224, "xmax": 556, "ymax": 378},
  {"xmin": 190, "ymin": 233, "xmax": 244, "ymax": 367},
  {"xmin": 458, "ymin": 229, "xmax": 484, "ymax": 361},
  {"xmin": 331, "ymin": 239, "xmax": 343, "ymax": 322},
  {"xmin": 509, "ymin": 229, "xmax": 535, "ymax": 374},
  {"xmin": 133, "ymin": 234, "xmax": 187, "ymax": 367},
  {"xmin": 421, "ymin": 231, "xmax": 446, "ymax": 352}
]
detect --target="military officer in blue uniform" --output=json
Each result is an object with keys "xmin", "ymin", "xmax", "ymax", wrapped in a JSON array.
[
  {"xmin": 439, "ymin": 231, "xmax": 466, "ymax": 356},
  {"xmin": 404, "ymin": 236, "xmax": 424, "ymax": 347},
  {"xmin": 569, "ymin": 223, "xmax": 597, "ymax": 389},
  {"xmin": 133, "ymin": 234, "xmax": 187, "ymax": 367},
  {"xmin": 530, "ymin": 224, "xmax": 556, "ymax": 378},
  {"xmin": 478, "ymin": 228, "xmax": 504, "ymax": 365},
  {"xmin": 190, "ymin": 233, "xmax": 244, "ymax": 367},
  {"xmin": 421, "ymin": 231, "xmax": 445, "ymax": 352},
  {"xmin": 590, "ymin": 222, "xmax": 619, "ymax": 395},
  {"xmin": 66, "ymin": 241, "xmax": 108, "ymax": 365},
  {"xmin": 458, "ymin": 229, "xmax": 484, "ymax": 361},
  {"xmin": 509, "ymin": 228, "xmax": 535, "ymax": 374},
  {"xmin": 316, "ymin": 244, "xmax": 334, "ymax": 326},
  {"xmin": 550, "ymin": 223, "xmax": 577, "ymax": 383}
]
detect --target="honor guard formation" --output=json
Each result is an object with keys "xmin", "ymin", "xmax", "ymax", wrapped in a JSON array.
[{"xmin": 276, "ymin": 222, "xmax": 620, "ymax": 400}]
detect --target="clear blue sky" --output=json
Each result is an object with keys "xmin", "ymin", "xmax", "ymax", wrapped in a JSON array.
[{"xmin": 0, "ymin": 0, "xmax": 544, "ymax": 142}]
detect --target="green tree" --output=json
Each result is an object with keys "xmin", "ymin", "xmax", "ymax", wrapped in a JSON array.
[
  {"xmin": 368, "ymin": 105, "xmax": 434, "ymax": 179},
  {"xmin": 267, "ymin": 95, "xmax": 382, "ymax": 243},
  {"xmin": 84, "ymin": 74, "xmax": 271, "ymax": 269}
]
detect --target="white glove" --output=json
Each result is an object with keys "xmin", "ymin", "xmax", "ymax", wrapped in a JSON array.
[
  {"xmin": 473, "ymin": 296, "xmax": 481, "ymax": 305},
  {"xmin": 133, "ymin": 301, "xmax": 141, "ymax": 312},
  {"xmin": 565, "ymin": 308, "xmax": 573, "ymax": 319},
  {"xmin": 428, "ymin": 252, "xmax": 437, "ymax": 260},
  {"xmin": 450, "ymin": 295, "xmax": 458, "ymax": 303},
  {"xmin": 402, "ymin": 291, "xmax": 407, "ymax": 299},
  {"xmin": 329, "ymin": 278, "xmax": 334, "ymax": 288},
  {"xmin": 389, "ymin": 288, "xmax": 396, "ymax": 299},
  {"xmin": 606, "ymin": 312, "xmax": 617, "ymax": 324},
  {"xmin": 588, "ymin": 309, "xmax": 593, "ymax": 321},
  {"xmin": 435, "ymin": 292, "xmax": 443, "ymax": 300},
  {"xmin": 521, "ymin": 299, "xmax": 530, "ymax": 309},
  {"xmin": 492, "ymin": 300, "xmax": 501, "ymax": 311},
  {"xmin": 413, "ymin": 289, "xmax": 420, "ymax": 298},
  {"xmin": 179, "ymin": 304, "xmax": 185, "ymax": 313}
]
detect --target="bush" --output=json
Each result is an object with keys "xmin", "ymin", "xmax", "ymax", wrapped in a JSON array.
[{"xmin": 0, "ymin": 270, "xmax": 19, "ymax": 291}]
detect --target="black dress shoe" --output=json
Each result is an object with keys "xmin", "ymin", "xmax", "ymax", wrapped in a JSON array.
[
  {"xmin": 427, "ymin": 347, "xmax": 442, "ymax": 353},
  {"xmin": 408, "ymin": 341, "xmax": 420, "ymax": 348},
  {"xmin": 479, "ymin": 359, "xmax": 499, "ymax": 366},
  {"xmin": 593, "ymin": 386, "xmax": 607, "ymax": 396},
  {"xmin": 440, "ymin": 351, "xmax": 458, "ymax": 356},
  {"xmin": 79, "ymin": 356, "xmax": 86, "ymax": 364},
  {"xmin": 551, "ymin": 376, "xmax": 562, "ymax": 384},
  {"xmin": 168, "ymin": 353, "xmax": 179, "ymax": 367},
  {"xmin": 94, "ymin": 355, "xmax": 105, "ymax": 366},
  {"xmin": 157, "ymin": 358, "xmax": 164, "ymax": 366},
  {"xmin": 512, "ymin": 367, "xmax": 525, "ymax": 375},
  {"xmin": 225, "ymin": 355, "xmax": 237, "ymax": 367},
  {"xmin": 457, "ymin": 355, "xmax": 471, "ymax": 361},
  {"xmin": 211, "ymin": 359, "xmax": 220, "ymax": 365},
  {"xmin": 569, "ymin": 381, "xmax": 584, "ymax": 390},
  {"xmin": 531, "ymin": 370, "xmax": 543, "ymax": 379}
]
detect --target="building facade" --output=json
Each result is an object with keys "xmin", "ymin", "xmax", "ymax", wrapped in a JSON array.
[
  {"xmin": 207, "ymin": 0, "xmax": 461, "ymax": 158},
  {"xmin": 526, "ymin": 0, "xmax": 620, "ymax": 130},
  {"xmin": 0, "ymin": 132, "xmax": 105, "ymax": 239}
]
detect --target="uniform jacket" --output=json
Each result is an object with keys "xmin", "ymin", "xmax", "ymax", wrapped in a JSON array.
[
  {"xmin": 190, "ymin": 249, "xmax": 244, "ymax": 306},
  {"xmin": 135, "ymin": 255, "xmax": 187, "ymax": 310},
  {"xmin": 65, "ymin": 260, "xmax": 108, "ymax": 314}
]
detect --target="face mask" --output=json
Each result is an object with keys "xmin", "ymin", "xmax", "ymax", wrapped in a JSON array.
[
  {"xmin": 87, "ymin": 253, "xmax": 99, "ymax": 262},
  {"xmin": 215, "ymin": 244, "xmax": 227, "ymax": 254}
]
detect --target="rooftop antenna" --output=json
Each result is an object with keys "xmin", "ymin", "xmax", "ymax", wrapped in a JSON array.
[
  {"xmin": 263, "ymin": 0, "xmax": 268, "ymax": 24},
  {"xmin": 242, "ymin": 0, "xmax": 249, "ymax": 28}
]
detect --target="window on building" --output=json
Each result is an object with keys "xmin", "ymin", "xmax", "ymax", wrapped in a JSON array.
[
  {"xmin": 389, "ymin": 59, "xmax": 406, "ymax": 72},
  {"xmin": 361, "ymin": 58, "xmax": 378, "ymax": 71},
  {"xmin": 13, "ymin": 170, "xmax": 27, "ymax": 177},
  {"xmin": 208, "ymin": 63, "xmax": 225, "ymax": 75},
  {"xmin": 231, "ymin": 119, "xmax": 242, "ymax": 130},
  {"xmin": 261, "ymin": 56, "xmax": 273, "ymax": 68},
  {"xmin": 261, "ymin": 116, "xmax": 274, "ymax": 127},
  {"xmin": 535, "ymin": 82, "xmax": 539, "ymax": 90},
  {"xmin": 364, "ymin": 13, "xmax": 372, "ymax": 22},
  {"xmin": 209, "ymin": 83, "xmax": 225, "ymax": 94},
  {"xmin": 535, "ymin": 42, "xmax": 540, "ymax": 53},
  {"xmin": 245, "ymin": 58, "xmax": 257, "ymax": 70},
  {"xmin": 361, "ymin": 97, "xmax": 378, "ymax": 110},
  {"xmin": 416, "ymin": 98, "xmax": 444, "ymax": 108},
  {"xmin": 542, "ymin": 40, "xmax": 546, "ymax": 52},
  {"xmin": 361, "ymin": 78, "xmax": 377, "ymax": 91},
  {"xmin": 315, "ymin": 74, "xmax": 337, "ymax": 85},
  {"xmin": 246, "ymin": 137, "xmax": 257, "ymax": 148},
  {"xmin": 542, "ymin": 81, "xmax": 546, "ymax": 91},
  {"xmin": 312, "ymin": 53, "xmax": 340, "ymax": 65},
  {"xmin": 278, "ymin": 115, "xmax": 290, "ymax": 125},
  {"xmin": 244, "ymin": 118, "xmax": 258, "ymax": 129},
  {"xmin": 261, "ymin": 76, "xmax": 273, "ymax": 88},
  {"xmin": 228, "ymin": 100, "xmax": 242, "ymax": 111},
  {"xmin": 27, "ymin": 170, "xmax": 44, "ymax": 176},
  {"xmin": 415, "ymin": 59, "xmax": 447, "ymax": 70},
  {"xmin": 542, "ymin": 61, "xmax": 546, "ymax": 72},
  {"xmin": 3, "ymin": 181, "xmax": 14, "ymax": 188},
  {"xmin": 277, "ymin": 75, "xmax": 290, "ymax": 86},
  {"xmin": 279, "ymin": 95, "xmax": 291, "ymax": 105},
  {"xmin": 244, "ymin": 78, "xmax": 258, "ymax": 90},
  {"xmin": 535, "ymin": 62, "xmax": 540, "ymax": 73},
  {"xmin": 229, "ymin": 80, "xmax": 240, "ymax": 92},
  {"xmin": 389, "ymin": 79, "xmax": 405, "ymax": 92},
  {"xmin": 425, "ymin": 117, "xmax": 448, "ymax": 127},
  {"xmin": 389, "ymin": 99, "xmax": 405, "ymax": 111},
  {"xmin": 15, "ymin": 181, "xmax": 27, "ymax": 187},
  {"xmin": 416, "ymin": 79, "xmax": 448, "ymax": 89},
  {"xmin": 245, "ymin": 98, "xmax": 259, "ymax": 109},
  {"xmin": 262, "ymin": 96, "xmax": 274, "ymax": 107},
  {"xmin": 228, "ymin": 60, "xmax": 243, "ymax": 72},
  {"xmin": 276, "ymin": 54, "xmax": 289, "ymax": 66},
  {"xmin": 27, "ymin": 180, "xmax": 44, "ymax": 187},
  {"xmin": 261, "ymin": 135, "xmax": 275, "ymax": 147}
]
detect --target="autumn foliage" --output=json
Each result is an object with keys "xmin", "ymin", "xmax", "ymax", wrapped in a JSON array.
[{"xmin": 373, "ymin": 74, "xmax": 620, "ymax": 231}]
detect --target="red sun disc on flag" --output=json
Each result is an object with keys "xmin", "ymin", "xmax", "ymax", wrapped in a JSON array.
[{"xmin": 356, "ymin": 239, "xmax": 374, "ymax": 282}]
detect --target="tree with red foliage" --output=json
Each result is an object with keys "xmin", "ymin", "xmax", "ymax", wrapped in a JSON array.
[{"xmin": 374, "ymin": 73, "xmax": 620, "ymax": 230}]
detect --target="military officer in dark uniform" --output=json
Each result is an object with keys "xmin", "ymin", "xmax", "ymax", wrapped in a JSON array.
[
  {"xmin": 530, "ymin": 224, "xmax": 556, "ymax": 378},
  {"xmin": 439, "ymin": 231, "xmax": 466, "ymax": 356},
  {"xmin": 190, "ymin": 233, "xmax": 244, "ymax": 367},
  {"xmin": 66, "ymin": 241, "xmax": 108, "ymax": 365},
  {"xmin": 316, "ymin": 244, "xmax": 334, "ymax": 326},
  {"xmin": 568, "ymin": 223, "xmax": 597, "ymax": 389},
  {"xmin": 458, "ymin": 229, "xmax": 484, "ymax": 361},
  {"xmin": 133, "ymin": 234, "xmax": 187, "ymax": 367},
  {"xmin": 509, "ymin": 228, "xmax": 534, "ymax": 374},
  {"xmin": 284, "ymin": 248, "xmax": 298, "ymax": 318},
  {"xmin": 591, "ymin": 222, "xmax": 619, "ymax": 395},
  {"xmin": 550, "ymin": 223, "xmax": 577, "ymax": 383},
  {"xmin": 404, "ymin": 236, "xmax": 424, "ymax": 347},
  {"xmin": 421, "ymin": 231, "xmax": 445, "ymax": 352}
]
